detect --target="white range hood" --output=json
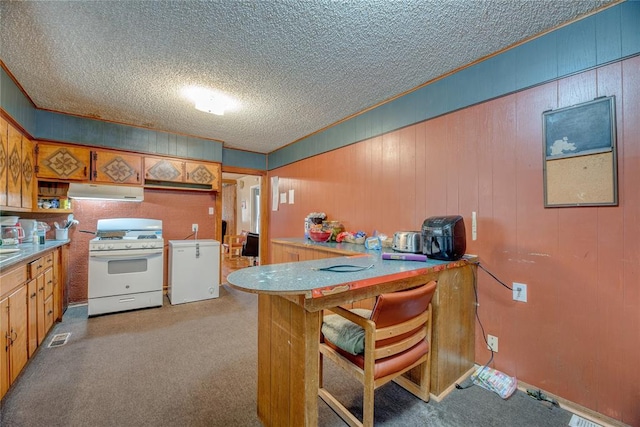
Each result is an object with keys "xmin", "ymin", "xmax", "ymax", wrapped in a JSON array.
[{"xmin": 68, "ymin": 183, "xmax": 144, "ymax": 202}]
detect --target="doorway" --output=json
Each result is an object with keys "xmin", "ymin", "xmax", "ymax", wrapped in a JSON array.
[{"xmin": 250, "ymin": 185, "xmax": 260, "ymax": 234}]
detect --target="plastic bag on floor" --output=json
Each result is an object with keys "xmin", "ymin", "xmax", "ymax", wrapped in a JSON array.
[{"xmin": 471, "ymin": 366, "xmax": 517, "ymax": 399}]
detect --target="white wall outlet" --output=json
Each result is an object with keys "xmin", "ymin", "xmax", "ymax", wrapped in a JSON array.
[
  {"xmin": 487, "ymin": 335, "xmax": 498, "ymax": 352},
  {"xmin": 513, "ymin": 282, "xmax": 527, "ymax": 302},
  {"xmin": 208, "ymin": 207, "xmax": 214, "ymax": 215},
  {"xmin": 192, "ymin": 224, "xmax": 198, "ymax": 232}
]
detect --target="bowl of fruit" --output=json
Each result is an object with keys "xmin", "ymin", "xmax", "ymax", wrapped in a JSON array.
[{"xmin": 309, "ymin": 229, "xmax": 332, "ymax": 242}]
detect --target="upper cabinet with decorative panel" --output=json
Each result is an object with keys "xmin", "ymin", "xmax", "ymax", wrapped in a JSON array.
[
  {"xmin": 92, "ymin": 150, "xmax": 142, "ymax": 185},
  {"xmin": 144, "ymin": 157, "xmax": 184, "ymax": 183},
  {"xmin": 0, "ymin": 117, "xmax": 8, "ymax": 207},
  {"xmin": 4, "ymin": 123, "xmax": 34, "ymax": 210},
  {"xmin": 185, "ymin": 161, "xmax": 220, "ymax": 191},
  {"xmin": 35, "ymin": 142, "xmax": 91, "ymax": 181},
  {"xmin": 144, "ymin": 156, "xmax": 220, "ymax": 191}
]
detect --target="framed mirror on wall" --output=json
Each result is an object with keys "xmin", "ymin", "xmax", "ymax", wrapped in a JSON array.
[{"xmin": 542, "ymin": 96, "xmax": 618, "ymax": 207}]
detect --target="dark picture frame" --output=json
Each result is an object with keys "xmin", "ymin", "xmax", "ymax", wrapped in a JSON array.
[{"xmin": 542, "ymin": 96, "xmax": 618, "ymax": 207}]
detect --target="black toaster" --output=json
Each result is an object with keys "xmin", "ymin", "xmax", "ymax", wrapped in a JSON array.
[{"xmin": 421, "ymin": 215, "xmax": 466, "ymax": 261}]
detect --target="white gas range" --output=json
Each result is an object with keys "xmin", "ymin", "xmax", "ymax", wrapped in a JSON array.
[{"xmin": 88, "ymin": 218, "xmax": 164, "ymax": 316}]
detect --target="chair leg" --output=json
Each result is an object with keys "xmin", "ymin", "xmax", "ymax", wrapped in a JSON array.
[
  {"xmin": 319, "ymin": 352, "xmax": 324, "ymax": 389},
  {"xmin": 362, "ymin": 378, "xmax": 375, "ymax": 427}
]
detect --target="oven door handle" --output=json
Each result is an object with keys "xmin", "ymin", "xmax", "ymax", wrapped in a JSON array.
[{"xmin": 89, "ymin": 250, "xmax": 163, "ymax": 258}]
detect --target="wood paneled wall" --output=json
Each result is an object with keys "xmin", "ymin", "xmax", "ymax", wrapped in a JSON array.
[{"xmin": 267, "ymin": 57, "xmax": 640, "ymax": 424}]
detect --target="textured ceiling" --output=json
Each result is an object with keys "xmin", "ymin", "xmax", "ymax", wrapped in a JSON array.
[{"xmin": 0, "ymin": 1, "xmax": 615, "ymax": 154}]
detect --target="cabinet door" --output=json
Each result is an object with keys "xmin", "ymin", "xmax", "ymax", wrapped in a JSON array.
[
  {"xmin": 27, "ymin": 279, "xmax": 38, "ymax": 357},
  {"xmin": 92, "ymin": 150, "xmax": 143, "ymax": 185},
  {"xmin": 44, "ymin": 296, "xmax": 54, "ymax": 336},
  {"xmin": 20, "ymin": 136, "xmax": 34, "ymax": 209},
  {"xmin": 36, "ymin": 273, "xmax": 45, "ymax": 346},
  {"xmin": 185, "ymin": 161, "xmax": 221, "ymax": 190},
  {"xmin": 0, "ymin": 117, "xmax": 7, "ymax": 207},
  {"xmin": 144, "ymin": 157, "xmax": 184, "ymax": 183},
  {"xmin": 6, "ymin": 124, "xmax": 22, "ymax": 208},
  {"xmin": 8, "ymin": 286, "xmax": 27, "ymax": 383},
  {"xmin": 0, "ymin": 296, "xmax": 9, "ymax": 399},
  {"xmin": 53, "ymin": 248, "xmax": 62, "ymax": 322},
  {"xmin": 35, "ymin": 142, "xmax": 91, "ymax": 181}
]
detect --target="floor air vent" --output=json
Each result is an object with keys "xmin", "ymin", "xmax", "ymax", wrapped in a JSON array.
[
  {"xmin": 569, "ymin": 414, "xmax": 602, "ymax": 427},
  {"xmin": 48, "ymin": 333, "xmax": 71, "ymax": 348}
]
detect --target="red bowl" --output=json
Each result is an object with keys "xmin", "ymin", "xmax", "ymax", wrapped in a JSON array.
[{"xmin": 309, "ymin": 230, "xmax": 332, "ymax": 242}]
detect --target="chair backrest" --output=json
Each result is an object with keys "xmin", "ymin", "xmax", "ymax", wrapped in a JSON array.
[
  {"xmin": 370, "ymin": 281, "xmax": 437, "ymax": 329},
  {"xmin": 242, "ymin": 232, "xmax": 260, "ymax": 257}
]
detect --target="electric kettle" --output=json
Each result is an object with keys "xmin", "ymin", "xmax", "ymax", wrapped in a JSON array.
[{"xmin": 18, "ymin": 219, "xmax": 37, "ymax": 243}]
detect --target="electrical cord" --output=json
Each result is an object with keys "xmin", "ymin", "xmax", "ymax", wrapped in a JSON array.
[
  {"xmin": 456, "ymin": 265, "xmax": 495, "ymax": 390},
  {"xmin": 456, "ymin": 260, "xmax": 519, "ymax": 391},
  {"xmin": 476, "ymin": 262, "xmax": 512, "ymax": 291}
]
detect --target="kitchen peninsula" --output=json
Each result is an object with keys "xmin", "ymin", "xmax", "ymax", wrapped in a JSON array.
[{"xmin": 227, "ymin": 239, "xmax": 477, "ymax": 427}]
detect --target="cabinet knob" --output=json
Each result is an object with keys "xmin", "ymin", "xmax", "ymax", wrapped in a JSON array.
[{"xmin": 30, "ymin": 293, "xmax": 37, "ymax": 299}]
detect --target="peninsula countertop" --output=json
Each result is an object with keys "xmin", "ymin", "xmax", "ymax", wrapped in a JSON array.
[{"xmin": 227, "ymin": 238, "xmax": 475, "ymax": 299}]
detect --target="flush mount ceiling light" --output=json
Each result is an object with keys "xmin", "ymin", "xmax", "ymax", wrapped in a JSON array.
[{"xmin": 182, "ymin": 86, "xmax": 238, "ymax": 116}]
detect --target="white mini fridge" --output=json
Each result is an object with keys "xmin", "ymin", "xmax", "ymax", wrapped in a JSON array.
[{"xmin": 168, "ymin": 239, "xmax": 220, "ymax": 305}]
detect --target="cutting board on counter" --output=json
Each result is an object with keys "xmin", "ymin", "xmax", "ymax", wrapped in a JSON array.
[{"xmin": 0, "ymin": 248, "xmax": 20, "ymax": 254}]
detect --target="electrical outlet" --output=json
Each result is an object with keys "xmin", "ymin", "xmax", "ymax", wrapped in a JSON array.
[
  {"xmin": 487, "ymin": 335, "xmax": 498, "ymax": 352},
  {"xmin": 192, "ymin": 224, "xmax": 198, "ymax": 232},
  {"xmin": 208, "ymin": 207, "xmax": 214, "ymax": 215},
  {"xmin": 513, "ymin": 282, "xmax": 527, "ymax": 302}
]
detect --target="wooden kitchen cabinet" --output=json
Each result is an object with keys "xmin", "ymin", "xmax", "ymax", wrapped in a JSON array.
[
  {"xmin": 0, "ymin": 116, "xmax": 7, "ymax": 207},
  {"xmin": 29, "ymin": 253, "xmax": 54, "ymax": 346},
  {"xmin": 35, "ymin": 142, "xmax": 91, "ymax": 181},
  {"xmin": 185, "ymin": 160, "xmax": 221, "ymax": 190},
  {"xmin": 144, "ymin": 156, "xmax": 184, "ymax": 183},
  {"xmin": 4, "ymin": 123, "xmax": 34, "ymax": 210},
  {"xmin": 27, "ymin": 278, "xmax": 38, "ymax": 357},
  {"xmin": 144, "ymin": 156, "xmax": 221, "ymax": 191},
  {"xmin": 0, "ymin": 283, "xmax": 28, "ymax": 400},
  {"xmin": 92, "ymin": 149, "xmax": 143, "ymax": 185},
  {"xmin": 0, "ymin": 246, "xmax": 67, "ymax": 401},
  {"xmin": 270, "ymin": 239, "xmax": 354, "ymax": 264}
]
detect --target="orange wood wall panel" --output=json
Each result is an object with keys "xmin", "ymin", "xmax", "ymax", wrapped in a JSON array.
[{"xmin": 267, "ymin": 57, "xmax": 639, "ymax": 424}]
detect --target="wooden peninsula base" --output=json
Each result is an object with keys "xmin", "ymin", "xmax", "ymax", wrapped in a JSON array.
[{"xmin": 228, "ymin": 239, "xmax": 477, "ymax": 426}]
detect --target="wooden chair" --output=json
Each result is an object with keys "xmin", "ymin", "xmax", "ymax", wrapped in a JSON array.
[
  {"xmin": 222, "ymin": 233, "xmax": 245, "ymax": 259},
  {"xmin": 319, "ymin": 281, "xmax": 437, "ymax": 427}
]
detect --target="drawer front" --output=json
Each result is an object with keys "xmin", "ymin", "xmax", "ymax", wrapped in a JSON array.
[
  {"xmin": 29, "ymin": 257, "xmax": 45, "ymax": 278},
  {"xmin": 0, "ymin": 264, "xmax": 28, "ymax": 297},
  {"xmin": 43, "ymin": 253, "xmax": 54, "ymax": 270}
]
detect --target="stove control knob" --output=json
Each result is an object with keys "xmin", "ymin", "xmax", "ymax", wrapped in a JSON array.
[
  {"xmin": 149, "ymin": 242, "xmax": 157, "ymax": 248},
  {"xmin": 97, "ymin": 244, "xmax": 104, "ymax": 250},
  {"xmin": 141, "ymin": 243, "xmax": 148, "ymax": 248},
  {"xmin": 125, "ymin": 243, "xmax": 132, "ymax": 249}
]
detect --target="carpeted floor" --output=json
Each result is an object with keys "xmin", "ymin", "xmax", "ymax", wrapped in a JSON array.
[{"xmin": 0, "ymin": 284, "xmax": 573, "ymax": 426}]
